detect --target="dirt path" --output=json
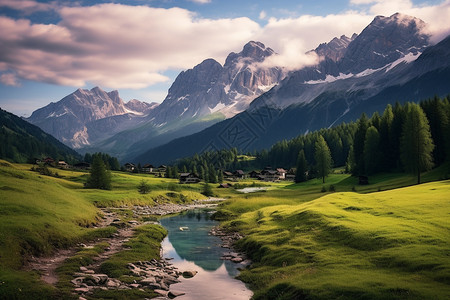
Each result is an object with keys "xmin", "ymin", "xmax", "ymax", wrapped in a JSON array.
[
  {"xmin": 24, "ymin": 208, "xmax": 129, "ymax": 285},
  {"xmin": 24, "ymin": 200, "xmax": 224, "ymax": 286}
]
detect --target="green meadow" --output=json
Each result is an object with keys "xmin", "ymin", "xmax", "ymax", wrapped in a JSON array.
[
  {"xmin": 0, "ymin": 160, "xmax": 203, "ymax": 299},
  {"xmin": 0, "ymin": 159, "xmax": 449, "ymax": 299},
  {"xmin": 216, "ymin": 171, "xmax": 450, "ymax": 299}
]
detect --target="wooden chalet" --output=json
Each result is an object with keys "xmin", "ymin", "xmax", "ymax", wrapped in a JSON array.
[
  {"xmin": 179, "ymin": 173, "xmax": 200, "ymax": 184},
  {"xmin": 249, "ymin": 170, "xmax": 261, "ymax": 178},
  {"xmin": 234, "ymin": 170, "xmax": 246, "ymax": 180},
  {"xmin": 223, "ymin": 171, "xmax": 234, "ymax": 180},
  {"xmin": 218, "ymin": 183, "xmax": 233, "ymax": 188},
  {"xmin": 286, "ymin": 168, "xmax": 296, "ymax": 181},
  {"xmin": 142, "ymin": 164, "xmax": 154, "ymax": 173},
  {"xmin": 124, "ymin": 163, "xmax": 135, "ymax": 172},
  {"xmin": 276, "ymin": 168, "xmax": 287, "ymax": 180},
  {"xmin": 58, "ymin": 161, "xmax": 69, "ymax": 169}
]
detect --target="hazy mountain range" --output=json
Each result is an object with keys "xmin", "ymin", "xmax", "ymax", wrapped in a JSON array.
[{"xmin": 24, "ymin": 13, "xmax": 450, "ymax": 164}]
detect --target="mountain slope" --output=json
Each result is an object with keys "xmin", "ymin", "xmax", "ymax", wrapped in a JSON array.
[
  {"xmin": 27, "ymin": 42, "xmax": 284, "ymax": 160},
  {"xmin": 0, "ymin": 108, "xmax": 81, "ymax": 163},
  {"xmin": 26, "ymin": 87, "xmax": 157, "ymax": 149},
  {"xmin": 147, "ymin": 41, "xmax": 284, "ymax": 124},
  {"xmin": 132, "ymin": 21, "xmax": 450, "ymax": 164}
]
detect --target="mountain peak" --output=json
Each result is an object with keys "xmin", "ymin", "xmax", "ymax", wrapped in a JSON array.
[
  {"xmin": 371, "ymin": 13, "xmax": 427, "ymax": 31},
  {"xmin": 338, "ymin": 13, "xmax": 430, "ymax": 74},
  {"xmin": 225, "ymin": 41, "xmax": 274, "ymax": 66}
]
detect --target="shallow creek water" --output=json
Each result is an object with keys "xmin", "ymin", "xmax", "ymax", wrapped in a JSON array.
[{"xmin": 160, "ymin": 210, "xmax": 253, "ymax": 300}]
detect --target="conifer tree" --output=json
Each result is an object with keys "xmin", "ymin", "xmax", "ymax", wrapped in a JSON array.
[
  {"xmin": 315, "ymin": 135, "xmax": 332, "ymax": 183},
  {"xmin": 295, "ymin": 149, "xmax": 308, "ymax": 183},
  {"xmin": 202, "ymin": 183, "xmax": 214, "ymax": 197},
  {"xmin": 421, "ymin": 96, "xmax": 448, "ymax": 165},
  {"xmin": 137, "ymin": 179, "xmax": 150, "ymax": 194},
  {"xmin": 364, "ymin": 126, "xmax": 380, "ymax": 175},
  {"xmin": 401, "ymin": 103, "xmax": 434, "ymax": 184},
  {"xmin": 380, "ymin": 104, "xmax": 394, "ymax": 169},
  {"xmin": 353, "ymin": 113, "xmax": 369, "ymax": 175},
  {"xmin": 85, "ymin": 155, "xmax": 111, "ymax": 190},
  {"xmin": 218, "ymin": 170, "xmax": 224, "ymax": 183}
]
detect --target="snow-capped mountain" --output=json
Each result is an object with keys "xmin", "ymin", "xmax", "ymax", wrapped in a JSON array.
[
  {"xmin": 131, "ymin": 14, "xmax": 450, "ymax": 164},
  {"xmin": 26, "ymin": 42, "xmax": 285, "ymax": 158},
  {"xmin": 26, "ymin": 87, "xmax": 158, "ymax": 148},
  {"xmin": 149, "ymin": 41, "xmax": 284, "ymax": 124},
  {"xmin": 250, "ymin": 13, "xmax": 431, "ymax": 110}
]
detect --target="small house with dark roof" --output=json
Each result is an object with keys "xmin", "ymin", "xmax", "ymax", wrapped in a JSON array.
[
  {"xmin": 234, "ymin": 170, "xmax": 245, "ymax": 180},
  {"xmin": 218, "ymin": 183, "xmax": 233, "ymax": 188},
  {"xmin": 58, "ymin": 161, "xmax": 69, "ymax": 169},
  {"xmin": 157, "ymin": 165, "xmax": 167, "ymax": 173},
  {"xmin": 179, "ymin": 173, "xmax": 200, "ymax": 184},
  {"xmin": 223, "ymin": 171, "xmax": 234, "ymax": 180},
  {"xmin": 124, "ymin": 163, "xmax": 135, "ymax": 172},
  {"xmin": 142, "ymin": 164, "xmax": 154, "ymax": 173},
  {"xmin": 249, "ymin": 170, "xmax": 261, "ymax": 178},
  {"xmin": 276, "ymin": 168, "xmax": 287, "ymax": 180}
]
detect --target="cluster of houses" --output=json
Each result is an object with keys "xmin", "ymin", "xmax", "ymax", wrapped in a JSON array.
[
  {"xmin": 179, "ymin": 167, "xmax": 295, "ymax": 184},
  {"xmin": 35, "ymin": 157, "xmax": 91, "ymax": 170},
  {"xmin": 224, "ymin": 167, "xmax": 295, "ymax": 182},
  {"xmin": 123, "ymin": 163, "xmax": 167, "ymax": 174},
  {"xmin": 37, "ymin": 157, "xmax": 294, "ymax": 184}
]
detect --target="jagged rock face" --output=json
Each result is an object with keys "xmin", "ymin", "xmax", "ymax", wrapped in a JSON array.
[
  {"xmin": 150, "ymin": 41, "xmax": 284, "ymax": 124},
  {"xmin": 339, "ymin": 13, "xmax": 429, "ymax": 73},
  {"xmin": 27, "ymin": 87, "xmax": 156, "ymax": 148},
  {"xmin": 250, "ymin": 13, "xmax": 432, "ymax": 110},
  {"xmin": 314, "ymin": 34, "xmax": 357, "ymax": 62},
  {"xmin": 125, "ymin": 99, "xmax": 159, "ymax": 114}
]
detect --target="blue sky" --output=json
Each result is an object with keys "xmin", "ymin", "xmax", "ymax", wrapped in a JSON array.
[{"xmin": 0, "ymin": 0, "xmax": 449, "ymax": 116}]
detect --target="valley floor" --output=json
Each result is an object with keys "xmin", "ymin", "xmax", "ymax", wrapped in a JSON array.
[{"xmin": 0, "ymin": 160, "xmax": 449, "ymax": 299}]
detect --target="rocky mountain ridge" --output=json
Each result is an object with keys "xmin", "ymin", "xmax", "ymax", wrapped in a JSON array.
[
  {"xmin": 148, "ymin": 41, "xmax": 284, "ymax": 125},
  {"xmin": 26, "ymin": 87, "xmax": 157, "ymax": 148}
]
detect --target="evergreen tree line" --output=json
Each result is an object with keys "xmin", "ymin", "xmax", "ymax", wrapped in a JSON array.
[
  {"xmin": 263, "ymin": 97, "xmax": 449, "ymax": 183},
  {"xmin": 176, "ymin": 96, "xmax": 450, "ymax": 184},
  {"xmin": 83, "ymin": 152, "xmax": 121, "ymax": 171},
  {"xmin": 174, "ymin": 148, "xmax": 249, "ymax": 183}
]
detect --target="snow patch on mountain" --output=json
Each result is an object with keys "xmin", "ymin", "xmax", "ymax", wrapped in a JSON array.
[
  {"xmin": 385, "ymin": 52, "xmax": 421, "ymax": 72},
  {"xmin": 305, "ymin": 73, "xmax": 354, "ymax": 84},
  {"xmin": 210, "ymin": 102, "xmax": 226, "ymax": 113}
]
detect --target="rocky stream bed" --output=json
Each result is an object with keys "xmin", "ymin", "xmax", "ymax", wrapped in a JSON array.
[{"xmin": 25, "ymin": 199, "xmax": 250, "ymax": 299}]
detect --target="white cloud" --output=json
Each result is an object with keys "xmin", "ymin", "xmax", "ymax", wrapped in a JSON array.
[
  {"xmin": 259, "ymin": 10, "xmax": 267, "ymax": 20},
  {"xmin": 253, "ymin": 12, "xmax": 373, "ymax": 71},
  {"xmin": 0, "ymin": 73, "xmax": 20, "ymax": 86},
  {"xmin": 349, "ymin": 0, "xmax": 450, "ymax": 43},
  {"xmin": 187, "ymin": 0, "xmax": 211, "ymax": 3},
  {"xmin": 0, "ymin": 4, "xmax": 259, "ymax": 89},
  {"xmin": 0, "ymin": 1, "xmax": 449, "ymax": 91}
]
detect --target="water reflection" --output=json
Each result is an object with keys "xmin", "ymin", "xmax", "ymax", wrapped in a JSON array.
[{"xmin": 160, "ymin": 210, "xmax": 252, "ymax": 300}]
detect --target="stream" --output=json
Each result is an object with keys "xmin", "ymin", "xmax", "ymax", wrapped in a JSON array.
[{"xmin": 160, "ymin": 210, "xmax": 253, "ymax": 300}]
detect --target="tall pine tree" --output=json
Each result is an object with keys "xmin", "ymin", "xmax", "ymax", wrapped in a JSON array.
[
  {"xmin": 401, "ymin": 103, "xmax": 434, "ymax": 184},
  {"xmin": 315, "ymin": 135, "xmax": 332, "ymax": 183},
  {"xmin": 295, "ymin": 149, "xmax": 308, "ymax": 183},
  {"xmin": 85, "ymin": 155, "xmax": 111, "ymax": 190},
  {"xmin": 353, "ymin": 113, "xmax": 369, "ymax": 175},
  {"xmin": 364, "ymin": 126, "xmax": 380, "ymax": 175}
]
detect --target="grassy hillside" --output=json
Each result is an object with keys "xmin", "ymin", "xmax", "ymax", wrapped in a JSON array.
[
  {"xmin": 0, "ymin": 108, "xmax": 81, "ymax": 163},
  {"xmin": 0, "ymin": 160, "xmax": 112, "ymax": 298},
  {"xmin": 0, "ymin": 160, "xmax": 205, "ymax": 299},
  {"xmin": 220, "ymin": 180, "xmax": 450, "ymax": 299}
]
